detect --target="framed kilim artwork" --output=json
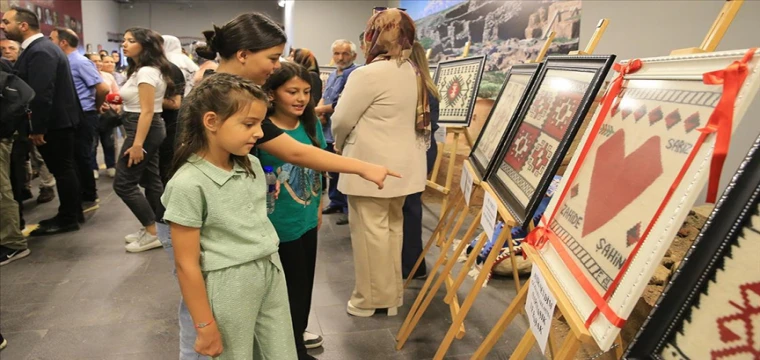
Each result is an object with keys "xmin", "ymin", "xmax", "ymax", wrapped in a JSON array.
[
  {"xmin": 625, "ymin": 133, "xmax": 760, "ymax": 360},
  {"xmin": 433, "ymin": 55, "xmax": 486, "ymax": 126},
  {"xmin": 319, "ymin": 66, "xmax": 335, "ymax": 94},
  {"xmin": 488, "ymin": 55, "xmax": 615, "ymax": 227},
  {"xmin": 469, "ymin": 63, "xmax": 544, "ymax": 180},
  {"xmin": 531, "ymin": 49, "xmax": 760, "ymax": 350}
]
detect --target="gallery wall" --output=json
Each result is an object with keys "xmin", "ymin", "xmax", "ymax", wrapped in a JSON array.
[
  {"xmin": 290, "ymin": 0, "xmax": 389, "ymax": 65},
  {"xmin": 119, "ymin": 1, "xmax": 284, "ymax": 46},
  {"xmin": 1, "ymin": 0, "xmax": 84, "ymax": 41},
  {"xmin": 81, "ymin": 0, "xmax": 120, "ymax": 53},
  {"xmin": 579, "ymin": 0, "xmax": 760, "ymax": 201}
]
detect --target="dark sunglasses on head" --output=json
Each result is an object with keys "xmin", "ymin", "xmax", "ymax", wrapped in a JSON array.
[{"xmin": 373, "ymin": 7, "xmax": 407, "ymax": 12}]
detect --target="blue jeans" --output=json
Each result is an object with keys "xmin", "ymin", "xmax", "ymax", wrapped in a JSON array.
[{"xmin": 156, "ymin": 222, "xmax": 210, "ymax": 360}]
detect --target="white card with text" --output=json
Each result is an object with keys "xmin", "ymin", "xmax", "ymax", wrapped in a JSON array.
[
  {"xmin": 481, "ymin": 191, "xmax": 498, "ymax": 241},
  {"xmin": 460, "ymin": 167, "xmax": 474, "ymax": 205},
  {"xmin": 525, "ymin": 263, "xmax": 557, "ymax": 354}
]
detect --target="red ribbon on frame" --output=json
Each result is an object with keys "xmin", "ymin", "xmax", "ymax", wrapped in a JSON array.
[
  {"xmin": 583, "ymin": 47, "xmax": 758, "ymax": 328},
  {"xmin": 700, "ymin": 48, "xmax": 756, "ymax": 203},
  {"xmin": 523, "ymin": 59, "xmax": 644, "ymax": 328}
]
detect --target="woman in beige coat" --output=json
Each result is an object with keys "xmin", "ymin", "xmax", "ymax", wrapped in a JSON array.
[{"xmin": 332, "ymin": 9, "xmax": 430, "ymax": 317}]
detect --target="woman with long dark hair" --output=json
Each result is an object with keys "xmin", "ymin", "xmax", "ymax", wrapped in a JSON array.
[{"xmin": 116, "ymin": 27, "xmax": 174, "ymax": 253}]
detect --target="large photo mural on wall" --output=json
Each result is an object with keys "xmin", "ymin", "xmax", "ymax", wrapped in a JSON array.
[
  {"xmin": 401, "ymin": 0, "xmax": 581, "ymax": 99},
  {"xmin": 1, "ymin": 0, "xmax": 84, "ymax": 41}
]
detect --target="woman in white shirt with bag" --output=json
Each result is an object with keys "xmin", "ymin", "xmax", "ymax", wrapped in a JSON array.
[{"xmin": 115, "ymin": 27, "xmax": 175, "ymax": 253}]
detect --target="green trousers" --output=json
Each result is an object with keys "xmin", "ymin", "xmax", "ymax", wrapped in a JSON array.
[
  {"xmin": 0, "ymin": 139, "xmax": 26, "ymax": 250},
  {"xmin": 205, "ymin": 253, "xmax": 297, "ymax": 360}
]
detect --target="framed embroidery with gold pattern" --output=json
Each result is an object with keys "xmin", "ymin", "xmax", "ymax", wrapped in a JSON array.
[
  {"xmin": 319, "ymin": 66, "xmax": 335, "ymax": 94},
  {"xmin": 433, "ymin": 55, "xmax": 486, "ymax": 126}
]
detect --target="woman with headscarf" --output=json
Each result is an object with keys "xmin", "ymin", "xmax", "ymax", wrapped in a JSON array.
[
  {"xmin": 331, "ymin": 9, "xmax": 428, "ymax": 317},
  {"xmin": 289, "ymin": 48, "xmax": 322, "ymax": 104},
  {"xmin": 161, "ymin": 35, "xmax": 199, "ymax": 96}
]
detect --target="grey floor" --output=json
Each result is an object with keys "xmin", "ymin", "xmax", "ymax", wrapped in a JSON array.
[{"xmin": 0, "ymin": 175, "xmax": 542, "ymax": 360}]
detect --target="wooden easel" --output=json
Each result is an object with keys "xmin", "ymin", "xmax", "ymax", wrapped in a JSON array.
[
  {"xmin": 426, "ymin": 41, "xmax": 474, "ymax": 218},
  {"xmin": 398, "ymin": 34, "xmax": 557, "ymax": 356},
  {"xmin": 471, "ymin": 6, "xmax": 743, "ymax": 356},
  {"xmin": 569, "ymin": 19, "xmax": 609, "ymax": 56},
  {"xmin": 670, "ymin": 0, "xmax": 743, "ymax": 55}
]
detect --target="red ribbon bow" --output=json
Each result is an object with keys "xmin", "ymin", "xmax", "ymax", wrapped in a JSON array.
[{"xmin": 699, "ymin": 48, "xmax": 756, "ymax": 203}]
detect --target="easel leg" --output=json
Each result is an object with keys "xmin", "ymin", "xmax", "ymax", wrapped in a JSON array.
[
  {"xmin": 445, "ymin": 231, "xmax": 487, "ymax": 304},
  {"xmin": 614, "ymin": 334, "xmax": 624, "ymax": 359},
  {"xmin": 440, "ymin": 132, "xmax": 460, "ymax": 218},
  {"xmin": 504, "ymin": 234, "xmax": 522, "ymax": 293},
  {"xmin": 471, "ymin": 282, "xmax": 530, "ymax": 360},
  {"xmin": 405, "ymin": 191, "xmax": 463, "ymax": 289},
  {"xmin": 509, "ymin": 330, "xmax": 537, "ymax": 360},
  {"xmin": 433, "ymin": 229, "xmax": 512, "ymax": 359},
  {"xmin": 553, "ymin": 332, "xmax": 583, "ymax": 360},
  {"xmin": 398, "ymin": 200, "xmax": 469, "ymax": 339},
  {"xmin": 396, "ymin": 211, "xmax": 483, "ymax": 349}
]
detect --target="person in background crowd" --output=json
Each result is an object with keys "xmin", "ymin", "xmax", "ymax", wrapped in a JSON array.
[
  {"xmin": 260, "ymin": 62, "xmax": 326, "ymax": 360},
  {"xmin": 0, "ymin": 39, "xmax": 20, "ymax": 63},
  {"xmin": 98, "ymin": 49, "xmax": 108, "ymax": 58},
  {"xmin": 332, "ymin": 8, "xmax": 426, "ymax": 317},
  {"xmin": 316, "ymin": 39, "xmax": 358, "ymax": 226},
  {"xmin": 288, "ymin": 48, "xmax": 322, "ymax": 104},
  {"xmin": 116, "ymin": 27, "xmax": 172, "ymax": 253},
  {"xmin": 102, "ymin": 53, "xmax": 126, "ymax": 86},
  {"xmin": 401, "ymin": 41, "xmax": 440, "ymax": 279},
  {"xmin": 0, "ymin": 52, "xmax": 29, "ymax": 267},
  {"xmin": 192, "ymin": 40, "xmax": 218, "ymax": 85},
  {"xmin": 2, "ymin": 7, "xmax": 85, "ymax": 240},
  {"xmin": 163, "ymin": 35, "xmax": 198, "ymax": 96},
  {"xmin": 86, "ymin": 52, "xmax": 119, "ymax": 178},
  {"xmin": 158, "ymin": 35, "xmax": 186, "ymax": 185},
  {"xmin": 50, "ymin": 28, "xmax": 107, "ymax": 211},
  {"xmin": 112, "ymin": 49, "xmax": 126, "ymax": 72}
]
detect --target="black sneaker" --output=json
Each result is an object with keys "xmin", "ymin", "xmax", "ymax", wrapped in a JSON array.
[
  {"xmin": 0, "ymin": 245, "xmax": 31, "ymax": 266},
  {"xmin": 303, "ymin": 331, "xmax": 323, "ymax": 349}
]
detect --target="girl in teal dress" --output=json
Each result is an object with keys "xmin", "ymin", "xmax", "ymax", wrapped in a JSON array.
[{"xmin": 257, "ymin": 62, "xmax": 326, "ymax": 360}]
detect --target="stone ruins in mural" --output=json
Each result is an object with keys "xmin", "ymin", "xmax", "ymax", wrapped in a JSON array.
[{"xmin": 418, "ymin": 0, "xmax": 581, "ymax": 73}]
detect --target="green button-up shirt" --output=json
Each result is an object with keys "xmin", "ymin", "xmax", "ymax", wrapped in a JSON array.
[{"xmin": 162, "ymin": 154, "xmax": 280, "ymax": 272}]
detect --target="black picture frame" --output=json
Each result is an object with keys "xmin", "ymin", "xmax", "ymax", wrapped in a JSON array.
[
  {"xmin": 429, "ymin": 64, "xmax": 437, "ymax": 79},
  {"xmin": 318, "ymin": 66, "xmax": 336, "ymax": 94},
  {"xmin": 624, "ymin": 133, "xmax": 760, "ymax": 359},
  {"xmin": 433, "ymin": 55, "xmax": 487, "ymax": 127},
  {"xmin": 488, "ymin": 55, "xmax": 615, "ymax": 228},
  {"xmin": 469, "ymin": 63, "xmax": 544, "ymax": 180}
]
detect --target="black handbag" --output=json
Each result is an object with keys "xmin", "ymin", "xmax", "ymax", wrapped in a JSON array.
[{"xmin": 99, "ymin": 108, "xmax": 122, "ymax": 131}]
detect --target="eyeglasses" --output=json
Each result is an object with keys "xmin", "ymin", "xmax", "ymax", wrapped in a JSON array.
[{"xmin": 373, "ymin": 7, "xmax": 407, "ymax": 12}]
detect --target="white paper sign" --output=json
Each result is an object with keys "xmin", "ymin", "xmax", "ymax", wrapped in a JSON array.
[
  {"xmin": 481, "ymin": 191, "xmax": 499, "ymax": 241},
  {"xmin": 460, "ymin": 167, "xmax": 474, "ymax": 205},
  {"xmin": 525, "ymin": 263, "xmax": 557, "ymax": 354}
]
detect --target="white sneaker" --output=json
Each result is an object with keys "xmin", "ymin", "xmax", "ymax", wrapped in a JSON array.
[
  {"xmin": 125, "ymin": 228, "xmax": 146, "ymax": 243},
  {"xmin": 93, "ymin": 170, "xmax": 100, "ymax": 180},
  {"xmin": 303, "ymin": 331, "xmax": 323, "ymax": 349},
  {"xmin": 125, "ymin": 231, "xmax": 161, "ymax": 253},
  {"xmin": 107, "ymin": 168, "xmax": 116, "ymax": 177}
]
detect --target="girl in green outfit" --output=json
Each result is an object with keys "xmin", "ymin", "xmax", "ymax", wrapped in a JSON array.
[
  {"xmin": 163, "ymin": 73, "xmax": 297, "ymax": 360},
  {"xmin": 258, "ymin": 62, "xmax": 325, "ymax": 360}
]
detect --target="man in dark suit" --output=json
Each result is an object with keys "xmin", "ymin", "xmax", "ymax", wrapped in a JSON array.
[{"xmin": 1, "ymin": 6, "xmax": 83, "ymax": 235}]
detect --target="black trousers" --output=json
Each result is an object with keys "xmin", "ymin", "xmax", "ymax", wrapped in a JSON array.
[
  {"xmin": 402, "ymin": 192, "xmax": 426, "ymax": 277},
  {"xmin": 76, "ymin": 112, "xmax": 98, "ymax": 202},
  {"xmin": 158, "ymin": 116, "xmax": 177, "ymax": 185},
  {"xmin": 36, "ymin": 128, "xmax": 83, "ymax": 224},
  {"xmin": 278, "ymin": 227, "xmax": 318, "ymax": 359}
]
